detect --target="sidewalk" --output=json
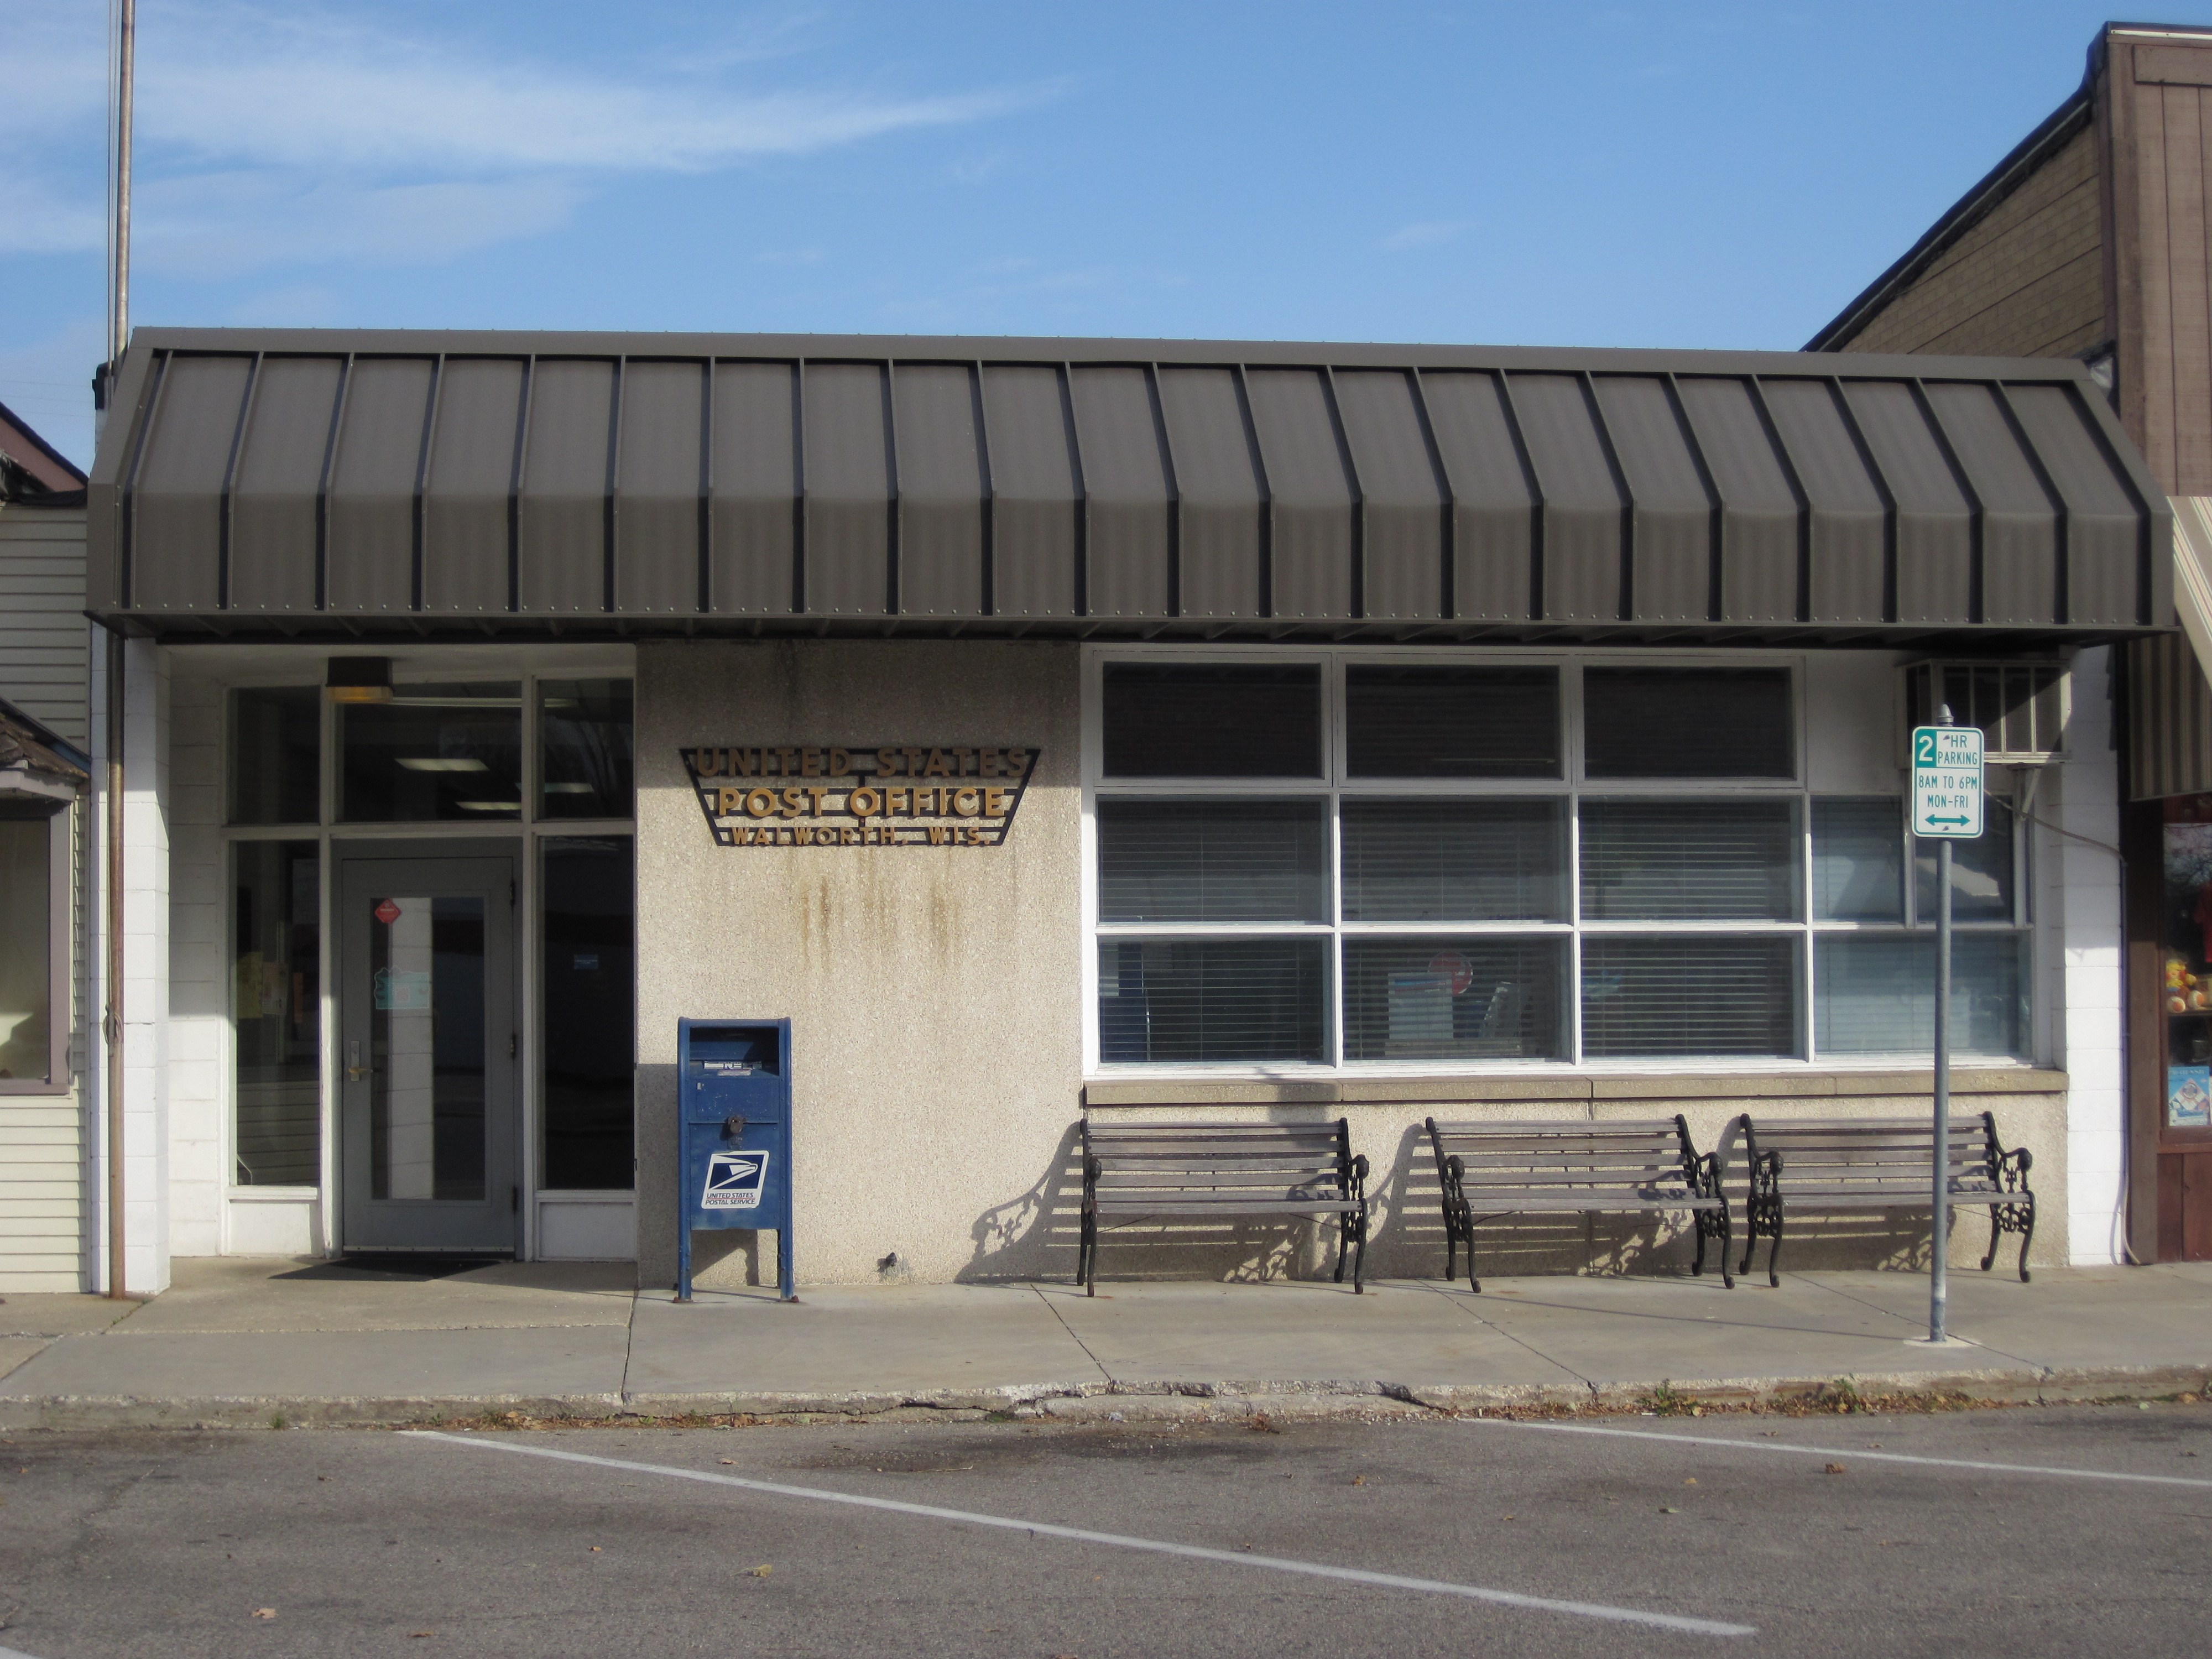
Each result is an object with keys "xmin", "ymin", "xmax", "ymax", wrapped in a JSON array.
[{"xmin": 3, "ymin": 1258, "xmax": 2209, "ymax": 1430}]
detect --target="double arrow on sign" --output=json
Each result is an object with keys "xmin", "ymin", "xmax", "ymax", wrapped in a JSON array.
[{"xmin": 1923, "ymin": 813, "xmax": 1971, "ymax": 828}]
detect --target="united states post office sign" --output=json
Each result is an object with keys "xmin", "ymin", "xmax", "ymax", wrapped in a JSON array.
[{"xmin": 682, "ymin": 744, "xmax": 1038, "ymax": 848}]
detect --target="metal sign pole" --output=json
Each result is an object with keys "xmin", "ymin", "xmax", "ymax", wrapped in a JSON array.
[
  {"xmin": 1911, "ymin": 703, "xmax": 1981, "ymax": 1346},
  {"xmin": 1932, "ymin": 831, "xmax": 1953, "ymax": 1343}
]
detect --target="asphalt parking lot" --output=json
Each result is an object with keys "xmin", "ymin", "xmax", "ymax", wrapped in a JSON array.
[{"xmin": 2, "ymin": 1403, "xmax": 2209, "ymax": 1658}]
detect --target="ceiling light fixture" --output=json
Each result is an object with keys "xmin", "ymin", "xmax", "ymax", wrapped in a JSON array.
[{"xmin": 395, "ymin": 758, "xmax": 490, "ymax": 772}]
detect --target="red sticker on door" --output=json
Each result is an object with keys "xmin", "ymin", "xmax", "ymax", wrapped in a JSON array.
[{"xmin": 374, "ymin": 899, "xmax": 401, "ymax": 925}]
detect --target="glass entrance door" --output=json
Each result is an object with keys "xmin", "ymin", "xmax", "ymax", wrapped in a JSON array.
[{"xmin": 338, "ymin": 852, "xmax": 519, "ymax": 1252}]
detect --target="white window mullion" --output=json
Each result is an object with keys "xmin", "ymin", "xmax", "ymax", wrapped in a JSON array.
[{"xmin": 1567, "ymin": 784, "xmax": 1584, "ymax": 1067}]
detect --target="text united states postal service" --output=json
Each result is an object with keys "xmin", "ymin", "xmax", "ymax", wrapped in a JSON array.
[{"xmin": 681, "ymin": 744, "xmax": 1039, "ymax": 848}]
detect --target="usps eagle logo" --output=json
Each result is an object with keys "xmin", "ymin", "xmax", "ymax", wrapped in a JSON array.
[{"xmin": 702, "ymin": 1150, "xmax": 769, "ymax": 1209}]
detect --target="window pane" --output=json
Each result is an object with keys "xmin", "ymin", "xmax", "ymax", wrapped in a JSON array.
[
  {"xmin": 0, "ymin": 810, "xmax": 54, "ymax": 1085},
  {"xmin": 1813, "ymin": 797, "xmax": 1905, "ymax": 922},
  {"xmin": 1582, "ymin": 936, "xmax": 1800, "ymax": 1058},
  {"xmin": 1343, "ymin": 936, "xmax": 1566, "ymax": 1060},
  {"xmin": 1914, "ymin": 800, "xmax": 2015, "ymax": 922},
  {"xmin": 1098, "ymin": 938, "xmax": 1326, "ymax": 1062},
  {"xmin": 369, "ymin": 895, "xmax": 486, "ymax": 1201},
  {"xmin": 1579, "ymin": 800, "xmax": 1798, "ymax": 921},
  {"xmin": 542, "ymin": 838, "xmax": 635, "ymax": 1190},
  {"xmin": 228, "ymin": 686, "xmax": 320, "ymax": 825},
  {"xmin": 1583, "ymin": 667, "xmax": 1794, "ymax": 779},
  {"xmin": 341, "ymin": 682, "xmax": 524, "ymax": 822},
  {"xmin": 1341, "ymin": 799, "xmax": 1566, "ymax": 921},
  {"xmin": 232, "ymin": 840, "xmax": 319, "ymax": 1183},
  {"xmin": 1345, "ymin": 665, "xmax": 1560, "ymax": 778},
  {"xmin": 541, "ymin": 679, "xmax": 634, "ymax": 819},
  {"xmin": 1097, "ymin": 800, "xmax": 1327, "ymax": 922},
  {"xmin": 1102, "ymin": 664, "xmax": 1321, "ymax": 777},
  {"xmin": 1814, "ymin": 933, "xmax": 2028, "ymax": 1058}
]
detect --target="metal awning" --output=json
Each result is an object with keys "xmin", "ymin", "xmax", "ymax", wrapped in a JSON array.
[{"xmin": 88, "ymin": 328, "xmax": 2173, "ymax": 645}]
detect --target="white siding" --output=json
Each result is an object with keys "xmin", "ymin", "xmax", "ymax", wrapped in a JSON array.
[{"xmin": 0, "ymin": 505, "xmax": 87, "ymax": 1291}]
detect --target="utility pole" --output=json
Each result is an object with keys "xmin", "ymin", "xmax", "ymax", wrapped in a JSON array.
[
  {"xmin": 109, "ymin": 0, "xmax": 134, "ymax": 371},
  {"xmin": 102, "ymin": 0, "xmax": 135, "ymax": 1301}
]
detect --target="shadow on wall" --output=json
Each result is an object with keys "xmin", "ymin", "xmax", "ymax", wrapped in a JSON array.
[{"xmin": 958, "ymin": 1113, "xmax": 1991, "ymax": 1290}]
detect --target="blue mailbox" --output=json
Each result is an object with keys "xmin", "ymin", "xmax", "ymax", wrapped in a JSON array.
[{"xmin": 676, "ymin": 1018, "xmax": 795, "ymax": 1302}]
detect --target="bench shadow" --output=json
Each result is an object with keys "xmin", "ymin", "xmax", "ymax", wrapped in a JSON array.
[{"xmin": 957, "ymin": 1115, "xmax": 1368, "ymax": 1287}]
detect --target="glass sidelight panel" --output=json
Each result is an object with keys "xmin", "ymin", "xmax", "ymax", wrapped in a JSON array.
[
  {"xmin": 228, "ymin": 687, "xmax": 321, "ymax": 825},
  {"xmin": 367, "ymin": 895, "xmax": 487, "ymax": 1201},
  {"xmin": 542, "ymin": 838, "xmax": 635, "ymax": 1188},
  {"xmin": 540, "ymin": 680, "xmax": 635, "ymax": 819},
  {"xmin": 232, "ymin": 842, "xmax": 321, "ymax": 1183}
]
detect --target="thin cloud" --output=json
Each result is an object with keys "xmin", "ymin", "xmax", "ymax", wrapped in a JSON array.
[
  {"xmin": 139, "ymin": 3, "xmax": 1046, "ymax": 174},
  {"xmin": 141, "ymin": 175, "xmax": 587, "ymax": 278},
  {"xmin": 0, "ymin": 0, "xmax": 1050, "ymax": 276},
  {"xmin": 1381, "ymin": 220, "xmax": 1473, "ymax": 252}
]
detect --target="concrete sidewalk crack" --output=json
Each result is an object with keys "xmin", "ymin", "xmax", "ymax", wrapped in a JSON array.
[
  {"xmin": 1795, "ymin": 1274, "xmax": 2048, "ymax": 1371},
  {"xmin": 1028, "ymin": 1286, "xmax": 1114, "ymax": 1386},
  {"xmin": 1411, "ymin": 1277, "xmax": 1598, "ymax": 1391},
  {"xmin": 618, "ymin": 1292, "xmax": 640, "ymax": 1402}
]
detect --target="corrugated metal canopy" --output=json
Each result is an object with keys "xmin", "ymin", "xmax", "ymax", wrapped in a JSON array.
[{"xmin": 87, "ymin": 327, "xmax": 2172, "ymax": 644}]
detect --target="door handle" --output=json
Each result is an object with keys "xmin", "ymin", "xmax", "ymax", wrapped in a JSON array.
[{"xmin": 345, "ymin": 1039, "xmax": 368, "ymax": 1083}]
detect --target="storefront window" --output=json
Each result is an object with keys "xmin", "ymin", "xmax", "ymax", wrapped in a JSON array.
[
  {"xmin": 233, "ymin": 841, "xmax": 320, "ymax": 1183},
  {"xmin": 1092, "ymin": 654, "xmax": 2032, "ymax": 1068},
  {"xmin": 2162, "ymin": 797, "xmax": 2212, "ymax": 1131},
  {"xmin": 340, "ymin": 682, "xmax": 524, "ymax": 822},
  {"xmin": 0, "ymin": 805, "xmax": 60, "ymax": 1087},
  {"xmin": 539, "ymin": 679, "xmax": 635, "ymax": 819},
  {"xmin": 228, "ymin": 687, "xmax": 320, "ymax": 825},
  {"xmin": 541, "ymin": 837, "xmax": 635, "ymax": 1187}
]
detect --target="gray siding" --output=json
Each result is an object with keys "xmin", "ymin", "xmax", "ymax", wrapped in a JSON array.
[{"xmin": 0, "ymin": 504, "xmax": 88, "ymax": 745}]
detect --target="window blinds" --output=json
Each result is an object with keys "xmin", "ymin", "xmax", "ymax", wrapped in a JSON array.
[
  {"xmin": 1340, "ymin": 799, "xmax": 1566, "ymax": 921},
  {"xmin": 1097, "ymin": 938, "xmax": 1328, "ymax": 1063},
  {"xmin": 1579, "ymin": 800, "xmax": 1798, "ymax": 921},
  {"xmin": 1344, "ymin": 665, "xmax": 1561, "ymax": 778},
  {"xmin": 1580, "ymin": 936, "xmax": 1799, "ymax": 1057},
  {"xmin": 1097, "ymin": 800, "xmax": 1328, "ymax": 922}
]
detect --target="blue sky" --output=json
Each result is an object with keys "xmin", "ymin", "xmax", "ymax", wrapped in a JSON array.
[{"xmin": 6, "ymin": 1, "xmax": 2208, "ymax": 468}]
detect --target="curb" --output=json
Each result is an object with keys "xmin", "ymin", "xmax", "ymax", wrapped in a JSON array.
[{"xmin": 2, "ymin": 1364, "xmax": 2206, "ymax": 1431}]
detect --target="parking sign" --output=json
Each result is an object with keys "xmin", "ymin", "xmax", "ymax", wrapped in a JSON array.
[{"xmin": 1911, "ymin": 725, "xmax": 1984, "ymax": 839}]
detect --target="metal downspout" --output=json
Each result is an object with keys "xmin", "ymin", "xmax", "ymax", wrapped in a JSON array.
[{"xmin": 103, "ymin": 629, "xmax": 126, "ymax": 1297}]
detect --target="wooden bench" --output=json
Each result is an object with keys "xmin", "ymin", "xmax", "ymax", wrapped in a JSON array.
[
  {"xmin": 1078, "ymin": 1120, "xmax": 1370, "ymax": 1295},
  {"xmin": 1720, "ymin": 1112, "xmax": 2036, "ymax": 1287},
  {"xmin": 1424, "ymin": 1116, "xmax": 1733, "ymax": 1292}
]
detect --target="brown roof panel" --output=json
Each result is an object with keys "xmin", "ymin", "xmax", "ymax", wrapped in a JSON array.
[{"xmin": 88, "ymin": 327, "xmax": 2172, "ymax": 643}]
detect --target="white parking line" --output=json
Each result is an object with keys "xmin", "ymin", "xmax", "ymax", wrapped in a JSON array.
[
  {"xmin": 1461, "ymin": 1416, "xmax": 2212, "ymax": 1488},
  {"xmin": 408, "ymin": 1431, "xmax": 1754, "ymax": 1637}
]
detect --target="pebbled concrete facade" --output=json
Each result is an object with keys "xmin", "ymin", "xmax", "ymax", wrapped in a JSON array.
[{"xmin": 634, "ymin": 639, "xmax": 1085, "ymax": 1290}]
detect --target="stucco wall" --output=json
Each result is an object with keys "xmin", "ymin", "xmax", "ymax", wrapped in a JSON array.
[{"xmin": 634, "ymin": 639, "xmax": 1084, "ymax": 1288}]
